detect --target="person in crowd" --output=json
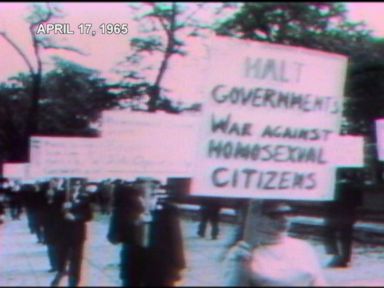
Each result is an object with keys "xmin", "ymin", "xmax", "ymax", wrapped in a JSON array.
[
  {"xmin": 84, "ymin": 181, "xmax": 100, "ymax": 209},
  {"xmin": 0, "ymin": 180, "xmax": 6, "ymax": 224},
  {"xmin": 219, "ymin": 199, "xmax": 249, "ymax": 260},
  {"xmin": 0, "ymin": 178, "xmax": 10, "ymax": 224},
  {"xmin": 197, "ymin": 197, "xmax": 222, "ymax": 240},
  {"xmin": 22, "ymin": 181, "xmax": 46, "ymax": 243},
  {"xmin": 224, "ymin": 200, "xmax": 326, "ymax": 286},
  {"xmin": 22, "ymin": 182, "xmax": 36, "ymax": 234},
  {"xmin": 51, "ymin": 179, "xmax": 92, "ymax": 287},
  {"xmin": 324, "ymin": 168, "xmax": 363, "ymax": 268},
  {"xmin": 96, "ymin": 179, "xmax": 114, "ymax": 215},
  {"xmin": 107, "ymin": 179, "xmax": 144, "ymax": 286},
  {"xmin": 41, "ymin": 178, "xmax": 66, "ymax": 273},
  {"xmin": 9, "ymin": 180, "xmax": 23, "ymax": 220},
  {"xmin": 107, "ymin": 177, "xmax": 186, "ymax": 287}
]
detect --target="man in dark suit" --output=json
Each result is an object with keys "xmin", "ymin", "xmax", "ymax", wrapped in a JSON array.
[
  {"xmin": 9, "ymin": 180, "xmax": 23, "ymax": 220},
  {"xmin": 51, "ymin": 179, "xmax": 92, "ymax": 287},
  {"xmin": 107, "ymin": 180, "xmax": 146, "ymax": 286},
  {"xmin": 197, "ymin": 197, "xmax": 222, "ymax": 240},
  {"xmin": 0, "ymin": 178, "xmax": 9, "ymax": 224},
  {"xmin": 41, "ymin": 178, "xmax": 66, "ymax": 273},
  {"xmin": 23, "ymin": 182, "xmax": 46, "ymax": 243},
  {"xmin": 107, "ymin": 178, "xmax": 186, "ymax": 287},
  {"xmin": 324, "ymin": 169, "xmax": 363, "ymax": 268}
]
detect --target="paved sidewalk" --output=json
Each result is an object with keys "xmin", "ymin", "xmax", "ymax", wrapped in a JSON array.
[{"xmin": 1, "ymin": 213, "xmax": 384, "ymax": 286}]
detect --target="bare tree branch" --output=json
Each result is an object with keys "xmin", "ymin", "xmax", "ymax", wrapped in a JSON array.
[
  {"xmin": 180, "ymin": 3, "xmax": 204, "ymax": 27},
  {"xmin": 0, "ymin": 31, "xmax": 35, "ymax": 75},
  {"xmin": 29, "ymin": 3, "xmax": 54, "ymax": 28},
  {"xmin": 40, "ymin": 42, "xmax": 89, "ymax": 56},
  {"xmin": 157, "ymin": 16, "xmax": 171, "ymax": 36},
  {"xmin": 27, "ymin": 3, "xmax": 55, "ymax": 75},
  {"xmin": 29, "ymin": 24, "xmax": 43, "ymax": 75}
]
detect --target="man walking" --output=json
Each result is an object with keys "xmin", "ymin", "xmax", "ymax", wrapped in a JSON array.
[{"xmin": 51, "ymin": 180, "xmax": 92, "ymax": 287}]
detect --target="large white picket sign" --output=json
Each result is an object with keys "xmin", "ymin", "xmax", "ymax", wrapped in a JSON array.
[
  {"xmin": 327, "ymin": 135, "xmax": 364, "ymax": 167},
  {"xmin": 30, "ymin": 111, "xmax": 200, "ymax": 179},
  {"xmin": 3, "ymin": 163, "xmax": 27, "ymax": 179},
  {"xmin": 29, "ymin": 136, "xmax": 98, "ymax": 178},
  {"xmin": 191, "ymin": 36, "xmax": 348, "ymax": 200},
  {"xmin": 100, "ymin": 110, "xmax": 200, "ymax": 178}
]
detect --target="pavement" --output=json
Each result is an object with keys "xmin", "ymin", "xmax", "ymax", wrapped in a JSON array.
[{"xmin": 1, "ymin": 211, "xmax": 384, "ymax": 287}]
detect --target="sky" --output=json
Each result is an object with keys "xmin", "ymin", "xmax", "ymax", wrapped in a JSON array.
[
  {"xmin": 0, "ymin": 2, "xmax": 383, "ymax": 102},
  {"xmin": 346, "ymin": 2, "xmax": 384, "ymax": 35},
  {"xmin": 0, "ymin": 2, "xmax": 213, "ymax": 103}
]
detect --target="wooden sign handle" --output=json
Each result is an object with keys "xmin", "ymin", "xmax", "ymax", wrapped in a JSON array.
[{"xmin": 242, "ymin": 199, "xmax": 264, "ymax": 245}]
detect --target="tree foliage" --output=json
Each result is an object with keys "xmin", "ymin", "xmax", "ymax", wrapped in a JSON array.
[
  {"xmin": 0, "ymin": 78, "xmax": 30, "ymax": 161},
  {"xmin": 215, "ymin": 3, "xmax": 373, "ymax": 53},
  {"xmin": 0, "ymin": 58, "xmax": 119, "ymax": 161},
  {"xmin": 38, "ymin": 57, "xmax": 119, "ymax": 136},
  {"xmin": 0, "ymin": 3, "xmax": 85, "ymax": 161}
]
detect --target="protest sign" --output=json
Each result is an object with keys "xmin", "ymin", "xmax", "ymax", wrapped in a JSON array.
[
  {"xmin": 29, "ymin": 136, "xmax": 97, "ymax": 178},
  {"xmin": 100, "ymin": 110, "xmax": 199, "ymax": 178},
  {"xmin": 30, "ymin": 127, "xmax": 197, "ymax": 181},
  {"xmin": 327, "ymin": 135, "xmax": 364, "ymax": 167},
  {"xmin": 2, "ymin": 163, "xmax": 27, "ymax": 179},
  {"xmin": 191, "ymin": 36, "xmax": 348, "ymax": 200}
]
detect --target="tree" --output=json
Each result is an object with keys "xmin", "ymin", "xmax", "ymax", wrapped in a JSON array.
[
  {"xmin": 215, "ymin": 3, "xmax": 373, "ymax": 53},
  {"xmin": 116, "ymin": 2, "xmax": 211, "ymax": 113},
  {"xmin": 0, "ymin": 58, "xmax": 120, "ymax": 161},
  {"xmin": 39, "ymin": 57, "xmax": 120, "ymax": 136},
  {"xmin": 0, "ymin": 77, "xmax": 30, "ymax": 161},
  {"xmin": 343, "ymin": 39, "xmax": 384, "ymax": 136},
  {"xmin": 0, "ymin": 3, "xmax": 85, "ymax": 160}
]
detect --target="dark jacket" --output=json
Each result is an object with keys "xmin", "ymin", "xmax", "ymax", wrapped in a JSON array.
[
  {"xmin": 326, "ymin": 179, "xmax": 363, "ymax": 226},
  {"xmin": 42, "ymin": 184, "xmax": 66, "ymax": 244},
  {"xmin": 110, "ymin": 191, "xmax": 186, "ymax": 285},
  {"xmin": 334, "ymin": 180, "xmax": 363, "ymax": 207},
  {"xmin": 107, "ymin": 184, "xmax": 144, "ymax": 245},
  {"xmin": 147, "ymin": 201, "xmax": 186, "ymax": 280},
  {"xmin": 23, "ymin": 184, "xmax": 46, "ymax": 211},
  {"xmin": 61, "ymin": 191, "xmax": 93, "ymax": 244}
]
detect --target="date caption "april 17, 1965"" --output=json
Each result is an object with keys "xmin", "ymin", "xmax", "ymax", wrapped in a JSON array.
[{"xmin": 35, "ymin": 23, "xmax": 129, "ymax": 36}]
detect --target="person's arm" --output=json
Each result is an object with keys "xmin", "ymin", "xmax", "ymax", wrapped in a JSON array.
[
  {"xmin": 223, "ymin": 241, "xmax": 252, "ymax": 287},
  {"xmin": 305, "ymin": 242, "xmax": 328, "ymax": 286},
  {"xmin": 64, "ymin": 194, "xmax": 92, "ymax": 222},
  {"xmin": 106, "ymin": 208, "xmax": 121, "ymax": 244}
]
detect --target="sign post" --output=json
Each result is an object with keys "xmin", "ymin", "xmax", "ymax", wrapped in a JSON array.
[{"xmin": 375, "ymin": 119, "xmax": 384, "ymax": 161}]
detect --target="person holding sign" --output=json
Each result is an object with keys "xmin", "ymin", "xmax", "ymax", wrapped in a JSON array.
[
  {"xmin": 197, "ymin": 197, "xmax": 222, "ymax": 240},
  {"xmin": 324, "ymin": 169, "xmax": 363, "ymax": 268},
  {"xmin": 41, "ymin": 178, "xmax": 66, "ymax": 273},
  {"xmin": 223, "ymin": 201, "xmax": 326, "ymax": 286},
  {"xmin": 22, "ymin": 181, "xmax": 46, "ymax": 244},
  {"xmin": 51, "ymin": 179, "xmax": 92, "ymax": 287},
  {"xmin": 9, "ymin": 180, "xmax": 23, "ymax": 220},
  {"xmin": 0, "ymin": 178, "xmax": 8, "ymax": 224},
  {"xmin": 107, "ymin": 178, "xmax": 186, "ymax": 287}
]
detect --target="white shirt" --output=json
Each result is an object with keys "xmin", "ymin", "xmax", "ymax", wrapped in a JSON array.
[{"xmin": 224, "ymin": 236, "xmax": 327, "ymax": 287}]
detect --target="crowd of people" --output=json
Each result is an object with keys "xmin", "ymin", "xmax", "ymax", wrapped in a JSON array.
[
  {"xmin": 0, "ymin": 167, "xmax": 364, "ymax": 287},
  {"xmin": 0, "ymin": 176, "xmax": 187, "ymax": 287}
]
